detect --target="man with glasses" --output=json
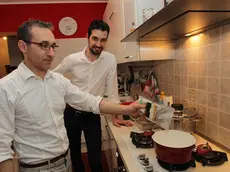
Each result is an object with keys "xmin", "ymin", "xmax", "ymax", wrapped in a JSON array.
[
  {"xmin": 53, "ymin": 20, "xmax": 133, "ymax": 172},
  {"xmin": 0, "ymin": 19, "xmax": 144, "ymax": 172}
]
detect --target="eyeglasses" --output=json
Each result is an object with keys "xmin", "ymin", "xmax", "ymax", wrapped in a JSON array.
[{"xmin": 23, "ymin": 40, "xmax": 59, "ymax": 51}]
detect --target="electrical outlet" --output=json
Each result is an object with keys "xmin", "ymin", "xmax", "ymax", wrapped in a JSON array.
[{"xmin": 188, "ymin": 89, "xmax": 196, "ymax": 102}]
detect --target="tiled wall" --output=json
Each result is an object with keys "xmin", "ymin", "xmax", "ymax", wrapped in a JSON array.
[{"xmin": 154, "ymin": 22, "xmax": 230, "ymax": 149}]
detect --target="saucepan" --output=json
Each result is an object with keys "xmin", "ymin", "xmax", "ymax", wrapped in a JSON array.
[{"xmin": 152, "ymin": 130, "xmax": 196, "ymax": 164}]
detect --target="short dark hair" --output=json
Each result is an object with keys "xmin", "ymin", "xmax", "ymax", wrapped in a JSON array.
[
  {"xmin": 17, "ymin": 19, "xmax": 53, "ymax": 42},
  {"xmin": 88, "ymin": 20, "xmax": 110, "ymax": 38}
]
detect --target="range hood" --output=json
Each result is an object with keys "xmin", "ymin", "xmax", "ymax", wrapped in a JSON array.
[{"xmin": 121, "ymin": 0, "xmax": 230, "ymax": 42}]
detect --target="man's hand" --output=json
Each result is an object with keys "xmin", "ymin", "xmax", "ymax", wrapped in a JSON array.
[
  {"xmin": 112, "ymin": 116, "xmax": 133, "ymax": 127},
  {"xmin": 122, "ymin": 101, "xmax": 145, "ymax": 118}
]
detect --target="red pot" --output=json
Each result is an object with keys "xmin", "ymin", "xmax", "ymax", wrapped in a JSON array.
[{"xmin": 152, "ymin": 130, "xmax": 196, "ymax": 164}]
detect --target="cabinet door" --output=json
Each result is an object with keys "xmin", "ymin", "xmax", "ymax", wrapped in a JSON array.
[{"xmin": 103, "ymin": 0, "xmax": 139, "ymax": 63}]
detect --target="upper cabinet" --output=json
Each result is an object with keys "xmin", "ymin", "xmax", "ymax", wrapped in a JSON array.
[
  {"xmin": 104, "ymin": 0, "xmax": 165, "ymax": 63},
  {"xmin": 103, "ymin": 0, "xmax": 140, "ymax": 63},
  {"xmin": 121, "ymin": 0, "xmax": 230, "ymax": 42}
]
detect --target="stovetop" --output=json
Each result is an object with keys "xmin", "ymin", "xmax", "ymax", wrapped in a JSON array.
[
  {"xmin": 193, "ymin": 150, "xmax": 228, "ymax": 166},
  {"xmin": 124, "ymin": 132, "xmax": 228, "ymax": 172},
  {"xmin": 130, "ymin": 131, "xmax": 154, "ymax": 148}
]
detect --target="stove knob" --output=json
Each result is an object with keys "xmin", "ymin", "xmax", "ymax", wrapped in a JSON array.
[
  {"xmin": 138, "ymin": 153, "xmax": 146, "ymax": 160},
  {"xmin": 145, "ymin": 165, "xmax": 153, "ymax": 172},
  {"xmin": 142, "ymin": 158, "xmax": 150, "ymax": 166}
]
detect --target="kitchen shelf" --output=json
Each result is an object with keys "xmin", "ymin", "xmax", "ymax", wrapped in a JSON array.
[{"xmin": 121, "ymin": 0, "xmax": 230, "ymax": 42}]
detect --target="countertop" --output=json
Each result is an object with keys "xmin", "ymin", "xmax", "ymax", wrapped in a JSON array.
[{"xmin": 104, "ymin": 115, "xmax": 230, "ymax": 172}]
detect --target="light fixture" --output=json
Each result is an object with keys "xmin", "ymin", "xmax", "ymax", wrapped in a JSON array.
[
  {"xmin": 3, "ymin": 36, "xmax": 7, "ymax": 40},
  {"xmin": 185, "ymin": 33, "xmax": 191, "ymax": 37}
]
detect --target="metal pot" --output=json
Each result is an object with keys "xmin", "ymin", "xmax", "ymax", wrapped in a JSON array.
[
  {"xmin": 152, "ymin": 130, "xmax": 196, "ymax": 164},
  {"xmin": 170, "ymin": 107, "xmax": 202, "ymax": 133}
]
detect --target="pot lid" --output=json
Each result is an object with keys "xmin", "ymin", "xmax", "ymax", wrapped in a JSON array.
[{"xmin": 152, "ymin": 130, "xmax": 196, "ymax": 148}]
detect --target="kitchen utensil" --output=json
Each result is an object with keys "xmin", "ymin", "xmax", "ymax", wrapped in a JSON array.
[
  {"xmin": 170, "ymin": 106, "xmax": 201, "ymax": 133},
  {"xmin": 152, "ymin": 130, "xmax": 196, "ymax": 164},
  {"xmin": 196, "ymin": 142, "xmax": 212, "ymax": 156}
]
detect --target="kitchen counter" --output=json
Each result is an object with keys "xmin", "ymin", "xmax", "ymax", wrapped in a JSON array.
[{"xmin": 104, "ymin": 115, "xmax": 230, "ymax": 172}]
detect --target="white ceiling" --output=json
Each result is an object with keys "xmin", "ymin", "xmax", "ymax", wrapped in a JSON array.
[{"xmin": 0, "ymin": 0, "xmax": 108, "ymax": 5}]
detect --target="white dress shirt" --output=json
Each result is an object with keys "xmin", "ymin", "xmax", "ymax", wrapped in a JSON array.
[
  {"xmin": 53, "ymin": 47, "xmax": 120, "ymax": 109},
  {"xmin": 0, "ymin": 62, "xmax": 102, "ymax": 164}
]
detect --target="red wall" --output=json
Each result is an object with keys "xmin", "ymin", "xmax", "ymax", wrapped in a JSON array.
[{"xmin": 0, "ymin": 3, "xmax": 107, "ymax": 38}]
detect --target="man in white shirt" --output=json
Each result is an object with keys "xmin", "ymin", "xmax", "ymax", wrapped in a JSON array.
[
  {"xmin": 0, "ymin": 19, "xmax": 144, "ymax": 172},
  {"xmin": 53, "ymin": 20, "xmax": 132, "ymax": 172}
]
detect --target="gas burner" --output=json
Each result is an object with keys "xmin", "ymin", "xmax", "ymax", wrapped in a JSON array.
[
  {"xmin": 192, "ymin": 151, "xmax": 228, "ymax": 166},
  {"xmin": 157, "ymin": 158, "xmax": 196, "ymax": 172},
  {"xmin": 130, "ymin": 131, "xmax": 154, "ymax": 148}
]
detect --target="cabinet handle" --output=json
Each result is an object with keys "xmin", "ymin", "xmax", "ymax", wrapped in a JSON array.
[
  {"xmin": 125, "ymin": 56, "xmax": 134, "ymax": 59},
  {"xmin": 105, "ymin": 125, "xmax": 114, "ymax": 140},
  {"xmin": 109, "ymin": 11, "xmax": 116, "ymax": 20}
]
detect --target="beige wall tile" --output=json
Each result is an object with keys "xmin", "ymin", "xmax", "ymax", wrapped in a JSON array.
[
  {"xmin": 188, "ymin": 62, "xmax": 197, "ymax": 75},
  {"xmin": 220, "ymin": 79, "xmax": 230, "ymax": 96},
  {"xmin": 220, "ymin": 61, "xmax": 230, "ymax": 78},
  {"xmin": 197, "ymin": 46, "xmax": 209, "ymax": 61},
  {"xmin": 162, "ymin": 74, "xmax": 168, "ymax": 83},
  {"xmin": 189, "ymin": 76, "xmax": 197, "ymax": 89},
  {"xmin": 221, "ymin": 42, "xmax": 230, "ymax": 60},
  {"xmin": 221, "ymin": 23, "xmax": 230, "ymax": 42},
  {"xmin": 168, "ymin": 74, "xmax": 175, "ymax": 85},
  {"xmin": 174, "ymin": 97, "xmax": 181, "ymax": 104},
  {"xmin": 168, "ymin": 60, "xmax": 174, "ymax": 74},
  {"xmin": 163, "ymin": 62, "xmax": 169, "ymax": 74},
  {"xmin": 207, "ymin": 93, "xmax": 219, "ymax": 110},
  {"xmin": 208, "ymin": 78, "xmax": 219, "ymax": 93},
  {"xmin": 175, "ymin": 75, "xmax": 180, "ymax": 86},
  {"xmin": 175, "ymin": 86, "xmax": 181, "ymax": 97},
  {"xmin": 180, "ymin": 87, "xmax": 188, "ymax": 99},
  {"xmin": 181, "ymin": 62, "xmax": 188, "ymax": 75},
  {"xmin": 220, "ymin": 95, "xmax": 230, "ymax": 113},
  {"xmin": 197, "ymin": 61, "xmax": 208, "ymax": 76},
  {"xmin": 208, "ymin": 27, "xmax": 220, "ymax": 44},
  {"xmin": 174, "ymin": 62, "xmax": 181, "ymax": 75},
  {"xmin": 219, "ymin": 112, "xmax": 230, "ymax": 130},
  {"xmin": 196, "ymin": 120, "xmax": 206, "ymax": 134},
  {"xmin": 208, "ymin": 61, "xmax": 220, "ymax": 77},
  {"xmin": 207, "ymin": 108, "xmax": 218, "ymax": 125},
  {"xmin": 167, "ymin": 85, "xmax": 175, "ymax": 96},
  {"xmin": 184, "ymin": 47, "xmax": 198, "ymax": 61},
  {"xmin": 209, "ymin": 43, "xmax": 220, "ymax": 61},
  {"xmin": 218, "ymin": 127, "xmax": 230, "ymax": 149},
  {"xmin": 197, "ymin": 77, "xmax": 207, "ymax": 91},
  {"xmin": 198, "ymin": 105, "xmax": 206, "ymax": 119},
  {"xmin": 197, "ymin": 90, "xmax": 207, "ymax": 105},
  {"xmin": 181, "ymin": 75, "xmax": 188, "ymax": 87},
  {"xmin": 206, "ymin": 122, "xmax": 218, "ymax": 140}
]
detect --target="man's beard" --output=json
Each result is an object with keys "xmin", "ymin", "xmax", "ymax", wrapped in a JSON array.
[{"xmin": 89, "ymin": 45, "xmax": 103, "ymax": 56}]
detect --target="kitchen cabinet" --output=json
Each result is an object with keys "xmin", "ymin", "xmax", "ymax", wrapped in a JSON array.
[
  {"xmin": 103, "ymin": 0, "xmax": 140, "ymax": 63},
  {"xmin": 104, "ymin": 0, "xmax": 169, "ymax": 63}
]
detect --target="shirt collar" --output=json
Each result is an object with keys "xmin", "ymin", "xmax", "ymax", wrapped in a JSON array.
[
  {"xmin": 82, "ymin": 46, "xmax": 104, "ymax": 62},
  {"xmin": 18, "ymin": 62, "xmax": 52, "ymax": 81}
]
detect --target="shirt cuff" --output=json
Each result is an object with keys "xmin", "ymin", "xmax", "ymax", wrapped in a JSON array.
[{"xmin": 91, "ymin": 96, "xmax": 103, "ymax": 114}]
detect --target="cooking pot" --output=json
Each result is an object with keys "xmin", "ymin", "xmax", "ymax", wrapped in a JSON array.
[
  {"xmin": 170, "ymin": 107, "xmax": 202, "ymax": 133},
  {"xmin": 152, "ymin": 130, "xmax": 196, "ymax": 164}
]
